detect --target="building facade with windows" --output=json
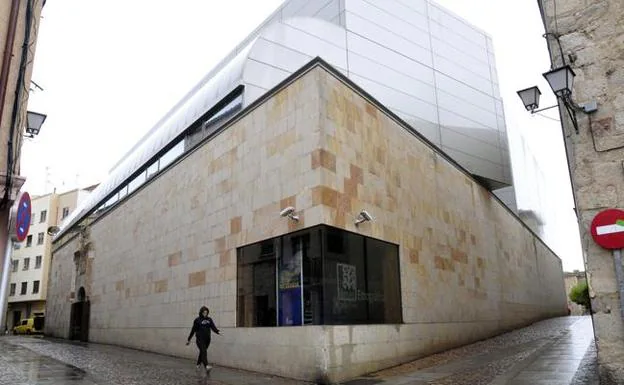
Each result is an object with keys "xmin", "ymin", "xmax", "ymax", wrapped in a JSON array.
[
  {"xmin": 4, "ymin": 187, "xmax": 94, "ymax": 331},
  {"xmin": 44, "ymin": 1, "xmax": 565, "ymax": 382}
]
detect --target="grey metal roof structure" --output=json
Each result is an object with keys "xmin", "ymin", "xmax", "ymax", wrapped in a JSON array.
[{"xmin": 56, "ymin": 0, "xmax": 512, "ymax": 239}]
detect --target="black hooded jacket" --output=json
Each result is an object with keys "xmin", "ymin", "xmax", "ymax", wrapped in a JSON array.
[{"xmin": 187, "ymin": 306, "xmax": 220, "ymax": 343}]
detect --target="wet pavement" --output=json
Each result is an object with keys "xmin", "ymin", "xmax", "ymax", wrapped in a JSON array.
[
  {"xmin": 358, "ymin": 316, "xmax": 598, "ymax": 385},
  {"xmin": 0, "ymin": 336, "xmax": 309, "ymax": 385},
  {"xmin": 0, "ymin": 316, "xmax": 598, "ymax": 385}
]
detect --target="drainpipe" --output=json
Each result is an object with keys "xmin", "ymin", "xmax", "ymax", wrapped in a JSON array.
[{"xmin": 0, "ymin": 0, "xmax": 20, "ymax": 131}]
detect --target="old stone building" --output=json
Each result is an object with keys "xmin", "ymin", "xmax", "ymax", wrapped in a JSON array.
[
  {"xmin": 539, "ymin": 0, "xmax": 624, "ymax": 382},
  {"xmin": 46, "ymin": 59, "xmax": 567, "ymax": 382}
]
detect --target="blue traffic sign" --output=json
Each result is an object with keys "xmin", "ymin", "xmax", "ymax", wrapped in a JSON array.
[{"xmin": 15, "ymin": 192, "xmax": 31, "ymax": 242}]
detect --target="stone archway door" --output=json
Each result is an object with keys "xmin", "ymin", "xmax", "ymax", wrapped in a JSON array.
[{"xmin": 70, "ymin": 287, "xmax": 90, "ymax": 342}]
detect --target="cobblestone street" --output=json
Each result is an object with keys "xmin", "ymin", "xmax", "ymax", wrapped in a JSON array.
[
  {"xmin": 0, "ymin": 316, "xmax": 597, "ymax": 385},
  {"xmin": 358, "ymin": 316, "xmax": 598, "ymax": 385},
  {"xmin": 0, "ymin": 335, "xmax": 309, "ymax": 385}
]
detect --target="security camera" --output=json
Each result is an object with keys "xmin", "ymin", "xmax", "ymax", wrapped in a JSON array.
[
  {"xmin": 279, "ymin": 207, "xmax": 299, "ymax": 221},
  {"xmin": 47, "ymin": 226, "xmax": 60, "ymax": 236},
  {"xmin": 280, "ymin": 207, "xmax": 295, "ymax": 217},
  {"xmin": 359, "ymin": 210, "xmax": 373, "ymax": 221},
  {"xmin": 355, "ymin": 210, "xmax": 373, "ymax": 226}
]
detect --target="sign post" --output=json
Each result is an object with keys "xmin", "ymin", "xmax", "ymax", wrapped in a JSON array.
[{"xmin": 590, "ymin": 209, "xmax": 624, "ymax": 320}]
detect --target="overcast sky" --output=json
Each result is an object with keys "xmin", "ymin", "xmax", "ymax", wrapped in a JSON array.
[{"xmin": 22, "ymin": 0, "xmax": 583, "ymax": 271}]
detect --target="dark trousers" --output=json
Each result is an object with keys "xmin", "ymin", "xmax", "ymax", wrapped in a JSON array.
[{"xmin": 195, "ymin": 339, "xmax": 210, "ymax": 366}]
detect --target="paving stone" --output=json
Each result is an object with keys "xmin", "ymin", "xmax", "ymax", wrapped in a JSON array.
[
  {"xmin": 0, "ymin": 336, "xmax": 310, "ymax": 385},
  {"xmin": 0, "ymin": 316, "xmax": 598, "ymax": 385},
  {"xmin": 368, "ymin": 316, "xmax": 597, "ymax": 385}
]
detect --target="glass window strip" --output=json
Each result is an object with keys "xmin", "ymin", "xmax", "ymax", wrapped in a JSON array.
[{"xmin": 62, "ymin": 89, "xmax": 244, "ymax": 235}]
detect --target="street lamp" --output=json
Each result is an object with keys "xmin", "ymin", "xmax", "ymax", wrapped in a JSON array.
[
  {"xmin": 517, "ymin": 86, "xmax": 541, "ymax": 112},
  {"xmin": 25, "ymin": 111, "xmax": 46, "ymax": 137},
  {"xmin": 516, "ymin": 65, "xmax": 596, "ymax": 134},
  {"xmin": 543, "ymin": 65, "xmax": 576, "ymax": 98}
]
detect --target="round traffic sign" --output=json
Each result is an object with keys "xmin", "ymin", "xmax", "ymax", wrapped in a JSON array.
[
  {"xmin": 15, "ymin": 192, "xmax": 31, "ymax": 242},
  {"xmin": 590, "ymin": 209, "xmax": 624, "ymax": 250}
]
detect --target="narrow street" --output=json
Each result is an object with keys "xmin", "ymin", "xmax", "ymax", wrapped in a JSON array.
[
  {"xmin": 0, "ymin": 316, "xmax": 597, "ymax": 385},
  {"xmin": 0, "ymin": 335, "xmax": 307, "ymax": 385},
  {"xmin": 356, "ymin": 316, "xmax": 598, "ymax": 385}
]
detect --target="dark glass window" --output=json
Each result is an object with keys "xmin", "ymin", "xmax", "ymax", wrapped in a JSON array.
[
  {"xmin": 364, "ymin": 237, "xmax": 402, "ymax": 324},
  {"xmin": 236, "ymin": 226, "xmax": 401, "ymax": 326},
  {"xmin": 302, "ymin": 229, "xmax": 324, "ymax": 325},
  {"xmin": 9, "ymin": 283, "xmax": 15, "ymax": 296},
  {"xmin": 237, "ymin": 239, "xmax": 278, "ymax": 327},
  {"xmin": 323, "ymin": 227, "xmax": 369, "ymax": 325},
  {"xmin": 20, "ymin": 282, "xmax": 27, "ymax": 295}
]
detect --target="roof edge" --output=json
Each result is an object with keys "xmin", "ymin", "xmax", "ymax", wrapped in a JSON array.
[{"xmin": 54, "ymin": 56, "xmax": 561, "ymax": 263}]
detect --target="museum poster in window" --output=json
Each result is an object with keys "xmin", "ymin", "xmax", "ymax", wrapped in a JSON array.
[
  {"xmin": 278, "ymin": 236, "xmax": 304, "ymax": 326},
  {"xmin": 337, "ymin": 263, "xmax": 357, "ymax": 301}
]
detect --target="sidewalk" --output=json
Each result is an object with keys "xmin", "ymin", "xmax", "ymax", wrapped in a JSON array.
[
  {"xmin": 0, "ymin": 316, "xmax": 598, "ymax": 385},
  {"xmin": 0, "ymin": 335, "xmax": 311, "ymax": 385}
]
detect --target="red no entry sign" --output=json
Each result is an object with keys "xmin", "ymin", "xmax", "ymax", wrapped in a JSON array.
[{"xmin": 590, "ymin": 209, "xmax": 624, "ymax": 250}]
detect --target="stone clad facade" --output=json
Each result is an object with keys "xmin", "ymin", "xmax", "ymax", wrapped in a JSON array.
[
  {"xmin": 46, "ymin": 62, "xmax": 566, "ymax": 383},
  {"xmin": 538, "ymin": 0, "xmax": 624, "ymax": 382}
]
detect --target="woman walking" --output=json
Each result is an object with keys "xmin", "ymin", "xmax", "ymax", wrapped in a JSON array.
[{"xmin": 186, "ymin": 306, "xmax": 220, "ymax": 373}]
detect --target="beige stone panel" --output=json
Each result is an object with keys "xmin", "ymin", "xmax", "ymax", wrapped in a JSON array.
[
  {"xmin": 317, "ymin": 69, "xmax": 566, "ymax": 330},
  {"xmin": 48, "ymin": 68, "xmax": 328, "ymax": 345},
  {"xmin": 45, "ymin": 65, "xmax": 569, "ymax": 382}
]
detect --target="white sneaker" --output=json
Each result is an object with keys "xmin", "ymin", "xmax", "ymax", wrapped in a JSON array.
[{"xmin": 205, "ymin": 365, "xmax": 213, "ymax": 372}]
